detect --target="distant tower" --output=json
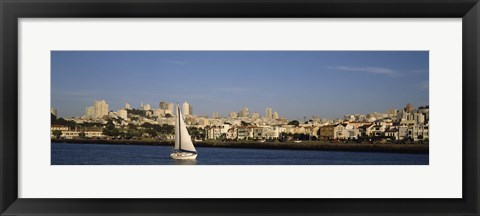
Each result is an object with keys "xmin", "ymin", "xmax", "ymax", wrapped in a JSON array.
[
  {"xmin": 167, "ymin": 103, "xmax": 175, "ymax": 113},
  {"xmin": 159, "ymin": 101, "xmax": 168, "ymax": 110},
  {"xmin": 182, "ymin": 102, "xmax": 190, "ymax": 115},
  {"xmin": 406, "ymin": 103, "xmax": 414, "ymax": 113},
  {"xmin": 93, "ymin": 100, "xmax": 109, "ymax": 119},
  {"xmin": 265, "ymin": 108, "xmax": 273, "ymax": 119},
  {"xmin": 189, "ymin": 104, "xmax": 193, "ymax": 115}
]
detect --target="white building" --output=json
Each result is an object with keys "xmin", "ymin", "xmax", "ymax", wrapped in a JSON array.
[
  {"xmin": 265, "ymin": 108, "xmax": 273, "ymax": 119},
  {"xmin": 118, "ymin": 109, "xmax": 128, "ymax": 119},
  {"xmin": 273, "ymin": 111, "xmax": 279, "ymax": 119},
  {"xmin": 84, "ymin": 106, "xmax": 95, "ymax": 119},
  {"xmin": 182, "ymin": 102, "xmax": 190, "ymax": 116},
  {"xmin": 153, "ymin": 109, "xmax": 165, "ymax": 117},
  {"xmin": 142, "ymin": 104, "xmax": 151, "ymax": 111},
  {"xmin": 93, "ymin": 100, "xmax": 109, "ymax": 119},
  {"xmin": 167, "ymin": 103, "xmax": 175, "ymax": 113}
]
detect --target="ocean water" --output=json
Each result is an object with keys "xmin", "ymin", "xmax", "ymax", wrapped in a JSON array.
[{"xmin": 51, "ymin": 142, "xmax": 428, "ymax": 165}]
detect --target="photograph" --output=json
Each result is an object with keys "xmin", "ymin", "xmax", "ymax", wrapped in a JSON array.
[{"xmin": 50, "ymin": 51, "xmax": 429, "ymax": 165}]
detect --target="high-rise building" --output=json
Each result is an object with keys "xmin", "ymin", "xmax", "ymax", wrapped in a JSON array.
[
  {"xmin": 125, "ymin": 102, "xmax": 131, "ymax": 109},
  {"xmin": 159, "ymin": 101, "xmax": 168, "ymax": 110},
  {"xmin": 94, "ymin": 100, "xmax": 109, "ymax": 118},
  {"xmin": 167, "ymin": 103, "xmax": 175, "ymax": 113},
  {"xmin": 189, "ymin": 104, "xmax": 193, "ymax": 115},
  {"xmin": 182, "ymin": 102, "xmax": 190, "ymax": 115},
  {"xmin": 252, "ymin": 112, "xmax": 260, "ymax": 119},
  {"xmin": 406, "ymin": 103, "xmax": 414, "ymax": 113},
  {"xmin": 84, "ymin": 106, "xmax": 95, "ymax": 119},
  {"xmin": 265, "ymin": 108, "xmax": 273, "ymax": 119}
]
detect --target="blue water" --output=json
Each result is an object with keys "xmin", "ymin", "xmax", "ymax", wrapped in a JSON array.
[{"xmin": 51, "ymin": 142, "xmax": 428, "ymax": 165}]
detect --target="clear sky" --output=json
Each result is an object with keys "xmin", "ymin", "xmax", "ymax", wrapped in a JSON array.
[{"xmin": 51, "ymin": 51, "xmax": 429, "ymax": 120}]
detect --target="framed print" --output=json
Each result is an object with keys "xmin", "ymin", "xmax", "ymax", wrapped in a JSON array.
[{"xmin": 1, "ymin": 0, "xmax": 479, "ymax": 215}]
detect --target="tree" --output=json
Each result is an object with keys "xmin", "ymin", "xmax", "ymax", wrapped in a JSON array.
[
  {"xmin": 52, "ymin": 130, "xmax": 62, "ymax": 139},
  {"xmin": 103, "ymin": 128, "xmax": 120, "ymax": 137},
  {"xmin": 145, "ymin": 128, "xmax": 157, "ymax": 137},
  {"xmin": 141, "ymin": 122, "xmax": 152, "ymax": 128},
  {"xmin": 165, "ymin": 113, "xmax": 172, "ymax": 118},
  {"xmin": 78, "ymin": 132, "xmax": 86, "ymax": 138},
  {"xmin": 288, "ymin": 120, "xmax": 300, "ymax": 126},
  {"xmin": 241, "ymin": 121, "xmax": 251, "ymax": 126}
]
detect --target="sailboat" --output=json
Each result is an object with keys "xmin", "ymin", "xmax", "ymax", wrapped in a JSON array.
[{"xmin": 170, "ymin": 105, "xmax": 197, "ymax": 160}]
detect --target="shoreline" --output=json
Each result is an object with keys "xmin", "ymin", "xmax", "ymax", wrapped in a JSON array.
[{"xmin": 51, "ymin": 139, "xmax": 429, "ymax": 154}]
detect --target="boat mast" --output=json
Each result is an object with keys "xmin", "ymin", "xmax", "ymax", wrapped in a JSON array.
[{"xmin": 178, "ymin": 105, "xmax": 181, "ymax": 151}]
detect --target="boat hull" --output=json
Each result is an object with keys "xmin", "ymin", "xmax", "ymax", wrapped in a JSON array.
[{"xmin": 170, "ymin": 152, "xmax": 197, "ymax": 160}]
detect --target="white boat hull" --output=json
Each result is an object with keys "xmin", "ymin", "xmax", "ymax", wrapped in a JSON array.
[{"xmin": 170, "ymin": 152, "xmax": 197, "ymax": 160}]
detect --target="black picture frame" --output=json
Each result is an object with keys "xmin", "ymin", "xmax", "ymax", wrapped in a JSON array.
[{"xmin": 1, "ymin": 0, "xmax": 479, "ymax": 215}]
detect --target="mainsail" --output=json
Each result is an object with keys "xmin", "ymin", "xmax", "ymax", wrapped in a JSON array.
[{"xmin": 174, "ymin": 105, "xmax": 196, "ymax": 153}]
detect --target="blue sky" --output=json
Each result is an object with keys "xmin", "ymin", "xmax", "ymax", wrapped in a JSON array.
[{"xmin": 51, "ymin": 51, "xmax": 429, "ymax": 120}]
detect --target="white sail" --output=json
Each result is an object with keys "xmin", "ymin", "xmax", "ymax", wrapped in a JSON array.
[{"xmin": 174, "ymin": 105, "xmax": 196, "ymax": 153}]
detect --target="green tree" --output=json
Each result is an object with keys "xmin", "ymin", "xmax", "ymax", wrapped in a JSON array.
[
  {"xmin": 103, "ymin": 128, "xmax": 120, "ymax": 137},
  {"xmin": 79, "ymin": 132, "xmax": 86, "ymax": 138},
  {"xmin": 145, "ymin": 128, "xmax": 157, "ymax": 137},
  {"xmin": 288, "ymin": 120, "xmax": 300, "ymax": 126},
  {"xmin": 52, "ymin": 130, "xmax": 62, "ymax": 139},
  {"xmin": 165, "ymin": 113, "xmax": 172, "ymax": 118}
]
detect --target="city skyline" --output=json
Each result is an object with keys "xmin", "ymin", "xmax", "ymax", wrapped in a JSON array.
[{"xmin": 51, "ymin": 51, "xmax": 429, "ymax": 119}]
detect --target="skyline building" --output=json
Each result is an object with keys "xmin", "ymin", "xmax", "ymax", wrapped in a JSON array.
[
  {"xmin": 273, "ymin": 111, "xmax": 279, "ymax": 119},
  {"xmin": 406, "ymin": 103, "xmax": 414, "ymax": 113},
  {"xmin": 94, "ymin": 100, "xmax": 109, "ymax": 119},
  {"xmin": 182, "ymin": 102, "xmax": 190, "ymax": 116},
  {"xmin": 159, "ymin": 101, "xmax": 168, "ymax": 110},
  {"xmin": 84, "ymin": 106, "xmax": 95, "ymax": 119},
  {"xmin": 124, "ymin": 102, "xmax": 131, "ymax": 110},
  {"xmin": 142, "ymin": 104, "xmax": 151, "ymax": 111},
  {"xmin": 167, "ymin": 103, "xmax": 174, "ymax": 113},
  {"xmin": 265, "ymin": 108, "xmax": 273, "ymax": 119}
]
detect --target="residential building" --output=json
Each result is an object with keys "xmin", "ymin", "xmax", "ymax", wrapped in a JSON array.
[{"xmin": 118, "ymin": 109, "xmax": 128, "ymax": 119}]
